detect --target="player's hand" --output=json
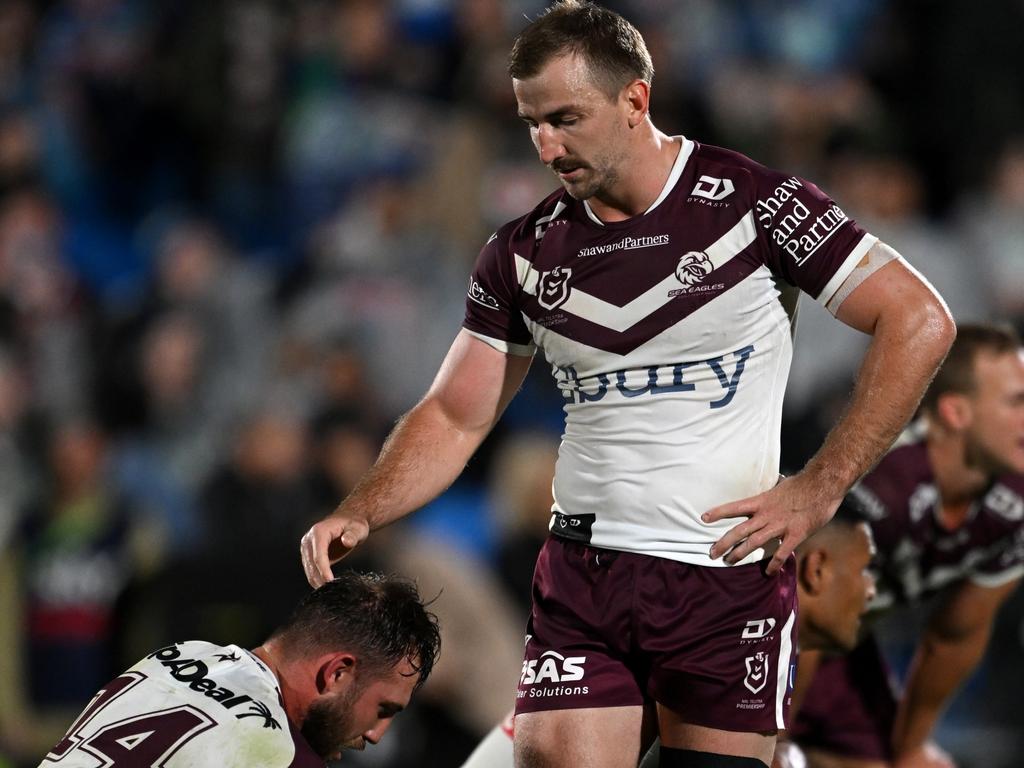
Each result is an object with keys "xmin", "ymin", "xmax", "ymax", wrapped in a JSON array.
[
  {"xmin": 894, "ymin": 742, "xmax": 956, "ymax": 768},
  {"xmin": 703, "ymin": 474, "xmax": 841, "ymax": 575},
  {"xmin": 300, "ymin": 512, "xmax": 370, "ymax": 588}
]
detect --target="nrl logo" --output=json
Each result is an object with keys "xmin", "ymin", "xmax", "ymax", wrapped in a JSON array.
[
  {"xmin": 537, "ymin": 266, "xmax": 572, "ymax": 310},
  {"xmin": 675, "ymin": 251, "xmax": 713, "ymax": 287},
  {"xmin": 743, "ymin": 652, "xmax": 769, "ymax": 694}
]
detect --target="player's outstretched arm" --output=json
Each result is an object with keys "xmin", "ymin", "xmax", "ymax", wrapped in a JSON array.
[
  {"xmin": 705, "ymin": 244, "xmax": 955, "ymax": 573},
  {"xmin": 891, "ymin": 576, "xmax": 1020, "ymax": 768},
  {"xmin": 301, "ymin": 330, "xmax": 532, "ymax": 587}
]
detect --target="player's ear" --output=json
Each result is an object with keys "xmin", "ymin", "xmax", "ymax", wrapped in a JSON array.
[
  {"xmin": 935, "ymin": 392, "xmax": 971, "ymax": 431},
  {"xmin": 799, "ymin": 548, "xmax": 827, "ymax": 596},
  {"xmin": 622, "ymin": 79, "xmax": 650, "ymax": 127},
  {"xmin": 317, "ymin": 652, "xmax": 357, "ymax": 694}
]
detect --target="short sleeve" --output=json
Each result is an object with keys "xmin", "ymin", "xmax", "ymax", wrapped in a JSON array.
[
  {"xmin": 970, "ymin": 525, "xmax": 1024, "ymax": 588},
  {"xmin": 753, "ymin": 169, "xmax": 877, "ymax": 306},
  {"xmin": 463, "ymin": 230, "xmax": 536, "ymax": 356}
]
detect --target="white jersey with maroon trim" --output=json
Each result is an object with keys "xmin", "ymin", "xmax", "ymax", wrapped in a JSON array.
[
  {"xmin": 41, "ymin": 641, "xmax": 323, "ymax": 768},
  {"xmin": 464, "ymin": 138, "xmax": 877, "ymax": 566}
]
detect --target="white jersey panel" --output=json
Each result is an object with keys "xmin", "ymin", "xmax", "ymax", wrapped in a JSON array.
[
  {"xmin": 540, "ymin": 266, "xmax": 792, "ymax": 566},
  {"xmin": 42, "ymin": 641, "xmax": 304, "ymax": 768}
]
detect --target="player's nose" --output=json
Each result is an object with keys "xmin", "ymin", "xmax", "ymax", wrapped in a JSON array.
[
  {"xmin": 535, "ymin": 125, "xmax": 566, "ymax": 165},
  {"xmin": 863, "ymin": 572, "xmax": 877, "ymax": 606},
  {"xmin": 363, "ymin": 721, "xmax": 391, "ymax": 746}
]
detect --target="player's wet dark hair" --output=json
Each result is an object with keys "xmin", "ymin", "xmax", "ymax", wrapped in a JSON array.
[
  {"xmin": 832, "ymin": 493, "xmax": 873, "ymax": 528},
  {"xmin": 920, "ymin": 323, "xmax": 1021, "ymax": 413},
  {"xmin": 270, "ymin": 570, "xmax": 440, "ymax": 690},
  {"xmin": 797, "ymin": 493, "xmax": 869, "ymax": 554},
  {"xmin": 509, "ymin": 0, "xmax": 654, "ymax": 99}
]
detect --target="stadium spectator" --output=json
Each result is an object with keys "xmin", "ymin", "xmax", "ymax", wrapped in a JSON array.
[
  {"xmin": 300, "ymin": 3, "xmax": 953, "ymax": 767},
  {"xmin": 39, "ymin": 570, "xmax": 441, "ymax": 767},
  {"xmin": 171, "ymin": 406, "xmax": 317, "ymax": 647},
  {"xmin": 0, "ymin": 418, "xmax": 162, "ymax": 763},
  {"xmin": 958, "ymin": 139, "xmax": 1024, "ymax": 327},
  {"xmin": 489, "ymin": 431, "xmax": 560, "ymax": 621}
]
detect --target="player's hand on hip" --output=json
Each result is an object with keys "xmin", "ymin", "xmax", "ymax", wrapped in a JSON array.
[
  {"xmin": 703, "ymin": 474, "xmax": 840, "ymax": 575},
  {"xmin": 300, "ymin": 513, "xmax": 370, "ymax": 588},
  {"xmin": 894, "ymin": 742, "xmax": 956, "ymax": 768}
]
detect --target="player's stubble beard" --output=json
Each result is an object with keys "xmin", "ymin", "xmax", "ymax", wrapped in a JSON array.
[
  {"xmin": 302, "ymin": 682, "xmax": 365, "ymax": 758},
  {"xmin": 964, "ymin": 429, "xmax": 1019, "ymax": 478},
  {"xmin": 553, "ymin": 156, "xmax": 619, "ymax": 201},
  {"xmin": 551, "ymin": 121, "xmax": 628, "ymax": 203}
]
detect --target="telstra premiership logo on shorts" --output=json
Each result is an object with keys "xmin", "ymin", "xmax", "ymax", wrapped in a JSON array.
[{"xmin": 743, "ymin": 652, "xmax": 769, "ymax": 694}]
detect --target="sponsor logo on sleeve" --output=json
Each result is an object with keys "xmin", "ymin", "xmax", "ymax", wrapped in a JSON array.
[
  {"xmin": 755, "ymin": 176, "xmax": 849, "ymax": 265},
  {"xmin": 467, "ymin": 278, "xmax": 501, "ymax": 310}
]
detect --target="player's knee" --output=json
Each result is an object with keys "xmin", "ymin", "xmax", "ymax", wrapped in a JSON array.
[{"xmin": 659, "ymin": 746, "xmax": 768, "ymax": 768}]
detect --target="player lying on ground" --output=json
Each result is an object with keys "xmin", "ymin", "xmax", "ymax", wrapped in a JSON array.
[{"xmin": 39, "ymin": 570, "xmax": 440, "ymax": 767}]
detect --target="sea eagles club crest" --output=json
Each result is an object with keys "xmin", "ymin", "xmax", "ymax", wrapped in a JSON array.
[
  {"xmin": 675, "ymin": 251, "xmax": 714, "ymax": 286},
  {"xmin": 538, "ymin": 266, "xmax": 572, "ymax": 310}
]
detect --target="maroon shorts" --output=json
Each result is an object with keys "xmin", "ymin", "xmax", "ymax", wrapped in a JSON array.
[
  {"xmin": 514, "ymin": 536, "xmax": 798, "ymax": 733},
  {"xmin": 788, "ymin": 634, "xmax": 898, "ymax": 761}
]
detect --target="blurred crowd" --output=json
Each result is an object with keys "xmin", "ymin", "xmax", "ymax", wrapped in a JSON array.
[{"xmin": 0, "ymin": 1, "xmax": 1022, "ymax": 767}]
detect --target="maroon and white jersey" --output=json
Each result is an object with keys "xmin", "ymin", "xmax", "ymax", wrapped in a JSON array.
[
  {"xmin": 42, "ymin": 641, "xmax": 323, "ymax": 768},
  {"xmin": 464, "ymin": 138, "xmax": 877, "ymax": 565},
  {"xmin": 849, "ymin": 425, "xmax": 1024, "ymax": 609}
]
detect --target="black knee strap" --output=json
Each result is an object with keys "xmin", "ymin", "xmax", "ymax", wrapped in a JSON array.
[{"xmin": 658, "ymin": 746, "xmax": 767, "ymax": 768}]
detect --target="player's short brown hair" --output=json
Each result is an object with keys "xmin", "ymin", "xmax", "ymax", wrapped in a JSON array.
[
  {"xmin": 920, "ymin": 323, "xmax": 1022, "ymax": 413},
  {"xmin": 508, "ymin": 0, "xmax": 654, "ymax": 99},
  {"xmin": 271, "ymin": 570, "xmax": 441, "ymax": 690}
]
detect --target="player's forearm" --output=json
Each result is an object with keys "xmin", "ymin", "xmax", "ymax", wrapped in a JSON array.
[
  {"xmin": 892, "ymin": 627, "xmax": 989, "ymax": 757},
  {"xmin": 802, "ymin": 296, "xmax": 953, "ymax": 499},
  {"xmin": 336, "ymin": 396, "xmax": 491, "ymax": 530}
]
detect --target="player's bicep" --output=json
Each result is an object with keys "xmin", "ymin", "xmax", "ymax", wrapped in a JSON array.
[
  {"xmin": 832, "ymin": 243, "xmax": 950, "ymax": 336},
  {"xmin": 425, "ymin": 329, "xmax": 533, "ymax": 435}
]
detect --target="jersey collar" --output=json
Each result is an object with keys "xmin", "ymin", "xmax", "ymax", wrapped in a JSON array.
[{"xmin": 582, "ymin": 136, "xmax": 694, "ymax": 226}]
